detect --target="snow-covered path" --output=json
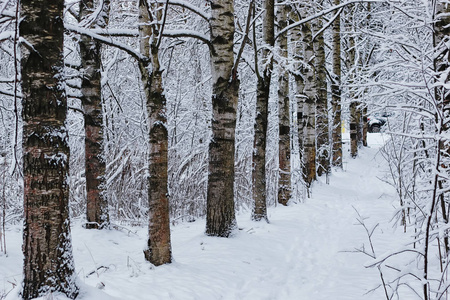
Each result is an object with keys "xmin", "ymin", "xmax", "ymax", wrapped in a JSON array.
[{"xmin": 2, "ymin": 134, "xmax": 406, "ymax": 300}]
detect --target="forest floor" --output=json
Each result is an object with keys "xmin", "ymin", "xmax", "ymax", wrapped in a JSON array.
[{"xmin": 1, "ymin": 133, "xmax": 411, "ymax": 300}]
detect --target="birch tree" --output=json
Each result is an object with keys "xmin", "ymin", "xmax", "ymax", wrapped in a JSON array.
[
  {"xmin": 346, "ymin": 5, "xmax": 368, "ymax": 158},
  {"xmin": 314, "ymin": 3, "xmax": 330, "ymax": 178},
  {"xmin": 291, "ymin": 16, "xmax": 306, "ymax": 196},
  {"xmin": 299, "ymin": 5, "xmax": 317, "ymax": 190},
  {"xmin": 346, "ymin": 9, "xmax": 359, "ymax": 158},
  {"xmin": 20, "ymin": 0, "xmax": 78, "ymax": 296},
  {"xmin": 206, "ymin": 0, "xmax": 239, "ymax": 236},
  {"xmin": 422, "ymin": 0, "xmax": 450, "ymax": 297},
  {"xmin": 277, "ymin": 2, "xmax": 291, "ymax": 206},
  {"xmin": 331, "ymin": 0, "xmax": 343, "ymax": 167},
  {"xmin": 252, "ymin": 0, "xmax": 274, "ymax": 222},
  {"xmin": 138, "ymin": 0, "xmax": 172, "ymax": 265},
  {"xmin": 79, "ymin": 0, "xmax": 110, "ymax": 229}
]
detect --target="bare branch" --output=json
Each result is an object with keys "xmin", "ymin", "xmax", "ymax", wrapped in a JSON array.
[
  {"xmin": 162, "ymin": 29, "xmax": 211, "ymax": 49},
  {"xmin": 65, "ymin": 24, "xmax": 145, "ymax": 62},
  {"xmin": 156, "ymin": 0, "xmax": 170, "ymax": 49},
  {"xmin": 156, "ymin": 0, "xmax": 210, "ymax": 21},
  {"xmin": 90, "ymin": 28, "xmax": 139, "ymax": 37},
  {"xmin": 0, "ymin": 89, "xmax": 20, "ymax": 98},
  {"xmin": 233, "ymin": 0, "xmax": 254, "ymax": 79},
  {"xmin": 312, "ymin": 7, "xmax": 343, "ymax": 41},
  {"xmin": 276, "ymin": 0, "xmax": 385, "ymax": 40}
]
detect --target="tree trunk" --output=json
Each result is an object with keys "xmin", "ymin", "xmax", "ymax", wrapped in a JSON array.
[
  {"xmin": 206, "ymin": 0, "xmax": 238, "ymax": 237},
  {"xmin": 277, "ymin": 3, "xmax": 291, "ymax": 206},
  {"xmin": 433, "ymin": 0, "xmax": 450, "ymax": 277},
  {"xmin": 314, "ymin": 13, "xmax": 330, "ymax": 178},
  {"xmin": 301, "ymin": 10, "xmax": 317, "ymax": 189},
  {"xmin": 349, "ymin": 101, "xmax": 358, "ymax": 157},
  {"xmin": 434, "ymin": 2, "xmax": 450, "ymax": 136},
  {"xmin": 139, "ymin": 0, "xmax": 172, "ymax": 266},
  {"xmin": 79, "ymin": 0, "xmax": 110, "ymax": 229},
  {"xmin": 356, "ymin": 103, "xmax": 363, "ymax": 147},
  {"xmin": 362, "ymin": 106, "xmax": 368, "ymax": 146},
  {"xmin": 348, "ymin": 24, "xmax": 358, "ymax": 158},
  {"xmin": 252, "ymin": 0, "xmax": 274, "ymax": 222},
  {"xmin": 253, "ymin": 77, "xmax": 269, "ymax": 221},
  {"xmin": 424, "ymin": 3, "xmax": 450, "ymax": 296},
  {"xmin": 20, "ymin": 0, "xmax": 78, "ymax": 297},
  {"xmin": 292, "ymin": 19, "xmax": 305, "ymax": 179},
  {"xmin": 361, "ymin": 4, "xmax": 370, "ymax": 148},
  {"xmin": 331, "ymin": 0, "xmax": 343, "ymax": 167}
]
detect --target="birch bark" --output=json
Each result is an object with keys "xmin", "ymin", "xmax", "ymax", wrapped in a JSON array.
[
  {"xmin": 277, "ymin": 3, "xmax": 291, "ymax": 206},
  {"xmin": 206, "ymin": 0, "xmax": 239, "ymax": 236},
  {"xmin": 314, "ymin": 10, "xmax": 330, "ymax": 178},
  {"xmin": 252, "ymin": 0, "xmax": 274, "ymax": 221},
  {"xmin": 300, "ymin": 8, "xmax": 317, "ymax": 189},
  {"xmin": 21, "ymin": 0, "xmax": 78, "ymax": 297},
  {"xmin": 79, "ymin": 0, "xmax": 110, "ymax": 229},
  {"xmin": 292, "ymin": 17, "xmax": 305, "ymax": 180},
  {"xmin": 331, "ymin": 0, "xmax": 343, "ymax": 167},
  {"xmin": 139, "ymin": 0, "xmax": 172, "ymax": 265}
]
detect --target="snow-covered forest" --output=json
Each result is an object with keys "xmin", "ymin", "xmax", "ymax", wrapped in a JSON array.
[{"xmin": 0, "ymin": 0, "xmax": 449, "ymax": 299}]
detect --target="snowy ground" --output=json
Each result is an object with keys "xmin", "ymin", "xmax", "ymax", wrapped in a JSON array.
[{"xmin": 1, "ymin": 133, "xmax": 409, "ymax": 300}]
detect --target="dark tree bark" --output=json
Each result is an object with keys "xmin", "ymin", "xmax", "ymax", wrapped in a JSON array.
[
  {"xmin": 347, "ymin": 21, "xmax": 359, "ymax": 158},
  {"xmin": 356, "ymin": 104, "xmax": 363, "ymax": 147},
  {"xmin": 277, "ymin": 3, "xmax": 291, "ymax": 206},
  {"xmin": 292, "ymin": 18, "xmax": 305, "ymax": 174},
  {"xmin": 349, "ymin": 101, "xmax": 358, "ymax": 158},
  {"xmin": 314, "ymin": 11, "xmax": 330, "ymax": 178},
  {"xmin": 434, "ymin": 0, "xmax": 450, "ymax": 153},
  {"xmin": 252, "ymin": 77, "xmax": 270, "ymax": 221},
  {"xmin": 430, "ymin": 2, "xmax": 450, "ymax": 295},
  {"xmin": 139, "ymin": 0, "xmax": 172, "ymax": 265},
  {"xmin": 252, "ymin": 0, "xmax": 274, "ymax": 222},
  {"xmin": 300, "ymin": 8, "xmax": 317, "ymax": 189},
  {"xmin": 361, "ymin": 3, "xmax": 371, "ymax": 148},
  {"xmin": 20, "ymin": 0, "xmax": 78, "ymax": 297},
  {"xmin": 79, "ymin": 0, "xmax": 110, "ymax": 229},
  {"xmin": 206, "ymin": 0, "xmax": 239, "ymax": 237},
  {"xmin": 362, "ymin": 106, "xmax": 368, "ymax": 147},
  {"xmin": 331, "ymin": 0, "xmax": 343, "ymax": 167},
  {"xmin": 423, "ymin": 3, "xmax": 450, "ymax": 297}
]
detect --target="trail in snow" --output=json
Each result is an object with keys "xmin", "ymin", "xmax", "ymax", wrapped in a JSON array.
[{"xmin": 1, "ymin": 133, "xmax": 407, "ymax": 300}]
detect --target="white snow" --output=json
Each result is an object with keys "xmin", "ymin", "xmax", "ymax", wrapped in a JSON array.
[{"xmin": 1, "ymin": 133, "xmax": 409, "ymax": 300}]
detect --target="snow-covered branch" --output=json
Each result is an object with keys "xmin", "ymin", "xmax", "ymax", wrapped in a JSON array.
[
  {"xmin": 0, "ymin": 89, "xmax": 19, "ymax": 98},
  {"xmin": 89, "ymin": 28, "xmax": 211, "ymax": 48},
  {"xmin": 162, "ymin": 29, "xmax": 211, "ymax": 49},
  {"xmin": 156, "ymin": 0, "xmax": 210, "ymax": 21},
  {"xmin": 90, "ymin": 28, "xmax": 139, "ymax": 37},
  {"xmin": 276, "ymin": 0, "xmax": 385, "ymax": 40},
  {"xmin": 64, "ymin": 24, "xmax": 145, "ymax": 62},
  {"xmin": 0, "ymin": 31, "xmax": 13, "ymax": 42}
]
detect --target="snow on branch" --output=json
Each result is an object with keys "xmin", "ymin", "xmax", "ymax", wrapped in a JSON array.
[
  {"xmin": 64, "ymin": 24, "xmax": 145, "ymax": 62},
  {"xmin": 156, "ymin": 0, "xmax": 210, "ymax": 21},
  {"xmin": 90, "ymin": 28, "xmax": 139, "ymax": 37},
  {"xmin": 88, "ymin": 28, "xmax": 211, "ymax": 48},
  {"xmin": 0, "ymin": 10, "xmax": 15, "ymax": 18},
  {"xmin": 0, "ymin": 77, "xmax": 14, "ymax": 83},
  {"xmin": 162, "ymin": 29, "xmax": 211, "ymax": 48},
  {"xmin": 276, "ymin": 0, "xmax": 385, "ymax": 40},
  {"xmin": 0, "ymin": 88, "xmax": 21, "ymax": 98},
  {"xmin": 0, "ymin": 31, "xmax": 13, "ymax": 42}
]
